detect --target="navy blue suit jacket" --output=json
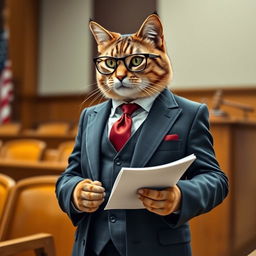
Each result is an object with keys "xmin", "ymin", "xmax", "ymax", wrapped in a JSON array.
[{"xmin": 56, "ymin": 89, "xmax": 228, "ymax": 256}]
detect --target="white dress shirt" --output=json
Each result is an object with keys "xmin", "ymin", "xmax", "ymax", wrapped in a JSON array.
[{"xmin": 108, "ymin": 93, "xmax": 159, "ymax": 136}]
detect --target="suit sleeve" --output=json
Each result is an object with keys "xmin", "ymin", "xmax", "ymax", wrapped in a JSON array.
[
  {"xmin": 163, "ymin": 104, "xmax": 229, "ymax": 227},
  {"xmin": 55, "ymin": 109, "xmax": 89, "ymax": 226}
]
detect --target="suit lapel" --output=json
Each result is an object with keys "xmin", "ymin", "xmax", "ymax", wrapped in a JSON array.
[
  {"xmin": 131, "ymin": 89, "xmax": 182, "ymax": 167},
  {"xmin": 85, "ymin": 100, "xmax": 112, "ymax": 180}
]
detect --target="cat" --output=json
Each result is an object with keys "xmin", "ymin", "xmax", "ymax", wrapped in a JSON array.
[
  {"xmin": 56, "ymin": 13, "xmax": 228, "ymax": 256},
  {"xmin": 89, "ymin": 14, "xmax": 173, "ymax": 101},
  {"xmin": 87, "ymin": 14, "xmax": 181, "ymax": 218}
]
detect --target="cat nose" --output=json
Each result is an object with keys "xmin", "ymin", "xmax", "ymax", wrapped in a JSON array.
[
  {"xmin": 116, "ymin": 64, "xmax": 127, "ymax": 82},
  {"xmin": 116, "ymin": 74, "xmax": 126, "ymax": 82}
]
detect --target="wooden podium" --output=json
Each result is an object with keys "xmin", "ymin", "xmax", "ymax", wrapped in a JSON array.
[{"xmin": 190, "ymin": 118, "xmax": 256, "ymax": 256}]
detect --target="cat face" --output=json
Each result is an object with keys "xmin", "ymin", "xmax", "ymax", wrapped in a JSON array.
[{"xmin": 89, "ymin": 14, "xmax": 173, "ymax": 101}]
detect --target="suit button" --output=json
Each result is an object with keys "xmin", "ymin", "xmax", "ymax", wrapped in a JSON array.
[
  {"xmin": 109, "ymin": 215, "xmax": 117, "ymax": 223},
  {"xmin": 115, "ymin": 158, "xmax": 122, "ymax": 166}
]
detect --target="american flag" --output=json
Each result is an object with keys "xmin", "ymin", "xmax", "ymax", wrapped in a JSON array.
[{"xmin": 0, "ymin": 29, "xmax": 13, "ymax": 124}]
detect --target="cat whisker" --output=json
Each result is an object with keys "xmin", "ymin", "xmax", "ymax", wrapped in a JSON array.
[
  {"xmin": 89, "ymin": 90, "xmax": 107, "ymax": 106},
  {"xmin": 95, "ymin": 93, "xmax": 108, "ymax": 106},
  {"xmin": 78, "ymin": 82, "xmax": 99, "ymax": 95},
  {"xmin": 139, "ymin": 86, "xmax": 155, "ymax": 98},
  {"xmin": 88, "ymin": 92, "xmax": 104, "ymax": 107},
  {"xmin": 80, "ymin": 92, "xmax": 102, "ymax": 112},
  {"xmin": 142, "ymin": 85, "xmax": 160, "ymax": 93},
  {"xmin": 86, "ymin": 87, "xmax": 102, "ymax": 96},
  {"xmin": 138, "ymin": 82, "xmax": 170, "ymax": 105},
  {"xmin": 139, "ymin": 82, "xmax": 164, "ymax": 95},
  {"xmin": 145, "ymin": 84, "xmax": 172, "ymax": 104},
  {"xmin": 143, "ymin": 81, "xmax": 167, "ymax": 93},
  {"xmin": 81, "ymin": 88, "xmax": 103, "ymax": 106},
  {"xmin": 76, "ymin": 82, "xmax": 99, "ymax": 97},
  {"xmin": 83, "ymin": 81, "xmax": 99, "ymax": 88},
  {"xmin": 88, "ymin": 87, "xmax": 110, "ymax": 107}
]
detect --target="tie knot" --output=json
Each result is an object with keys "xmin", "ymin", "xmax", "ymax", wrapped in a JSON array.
[{"xmin": 121, "ymin": 103, "xmax": 140, "ymax": 116}]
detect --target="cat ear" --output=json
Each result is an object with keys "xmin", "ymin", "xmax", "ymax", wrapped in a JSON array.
[
  {"xmin": 136, "ymin": 14, "xmax": 164, "ymax": 49},
  {"xmin": 89, "ymin": 21, "xmax": 118, "ymax": 45}
]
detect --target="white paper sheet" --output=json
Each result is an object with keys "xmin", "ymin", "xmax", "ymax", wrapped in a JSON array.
[{"xmin": 104, "ymin": 154, "xmax": 196, "ymax": 210}]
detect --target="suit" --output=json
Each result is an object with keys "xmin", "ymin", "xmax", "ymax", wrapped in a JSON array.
[{"xmin": 56, "ymin": 89, "xmax": 229, "ymax": 256}]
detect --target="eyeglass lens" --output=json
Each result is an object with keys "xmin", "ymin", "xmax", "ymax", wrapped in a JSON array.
[{"xmin": 95, "ymin": 55, "xmax": 147, "ymax": 74}]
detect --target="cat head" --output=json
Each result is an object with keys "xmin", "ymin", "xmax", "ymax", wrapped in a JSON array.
[{"xmin": 89, "ymin": 14, "xmax": 173, "ymax": 101}]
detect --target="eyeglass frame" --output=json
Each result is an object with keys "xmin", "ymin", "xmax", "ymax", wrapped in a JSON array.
[{"xmin": 93, "ymin": 53, "xmax": 160, "ymax": 75}]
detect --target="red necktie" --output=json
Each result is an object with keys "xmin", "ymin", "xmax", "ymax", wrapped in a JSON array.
[{"xmin": 109, "ymin": 103, "xmax": 140, "ymax": 152}]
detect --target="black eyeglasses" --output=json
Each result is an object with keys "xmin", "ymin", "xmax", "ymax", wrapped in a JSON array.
[{"xmin": 93, "ymin": 53, "xmax": 160, "ymax": 75}]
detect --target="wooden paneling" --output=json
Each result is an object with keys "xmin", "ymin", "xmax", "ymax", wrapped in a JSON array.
[
  {"xmin": 32, "ymin": 94, "xmax": 89, "ymax": 127},
  {"xmin": 232, "ymin": 125, "xmax": 256, "ymax": 256},
  {"xmin": 190, "ymin": 122, "xmax": 233, "ymax": 256},
  {"xmin": 93, "ymin": 0, "xmax": 156, "ymax": 33},
  {"xmin": 93, "ymin": 0, "xmax": 156, "ymax": 60},
  {"xmin": 174, "ymin": 87, "xmax": 256, "ymax": 121},
  {"xmin": 190, "ymin": 120, "xmax": 256, "ymax": 256},
  {"xmin": 25, "ymin": 88, "xmax": 255, "ymax": 128},
  {"xmin": 7, "ymin": 0, "xmax": 39, "ymax": 127}
]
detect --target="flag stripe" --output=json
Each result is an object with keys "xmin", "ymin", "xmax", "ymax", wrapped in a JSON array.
[
  {"xmin": 0, "ymin": 60, "xmax": 13, "ymax": 124},
  {"xmin": 0, "ymin": 32, "xmax": 13, "ymax": 124}
]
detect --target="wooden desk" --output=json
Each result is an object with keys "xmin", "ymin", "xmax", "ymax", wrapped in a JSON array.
[
  {"xmin": 190, "ymin": 119, "xmax": 256, "ymax": 256},
  {"xmin": 0, "ymin": 159, "xmax": 67, "ymax": 181},
  {"xmin": 0, "ymin": 134, "xmax": 75, "ymax": 149}
]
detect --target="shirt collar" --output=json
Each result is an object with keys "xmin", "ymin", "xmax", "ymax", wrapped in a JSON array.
[{"xmin": 110, "ymin": 93, "xmax": 159, "ymax": 117}]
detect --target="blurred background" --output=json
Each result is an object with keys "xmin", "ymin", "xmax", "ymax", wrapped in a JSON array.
[{"xmin": 0, "ymin": 0, "xmax": 255, "ymax": 256}]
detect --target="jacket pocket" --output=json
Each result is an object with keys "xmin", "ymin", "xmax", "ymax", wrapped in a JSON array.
[{"xmin": 158, "ymin": 227, "xmax": 191, "ymax": 245}]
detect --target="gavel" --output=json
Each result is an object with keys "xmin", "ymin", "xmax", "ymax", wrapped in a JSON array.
[{"xmin": 211, "ymin": 90, "xmax": 254, "ymax": 119}]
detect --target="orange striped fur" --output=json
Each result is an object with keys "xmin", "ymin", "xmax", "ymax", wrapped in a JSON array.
[{"xmin": 89, "ymin": 14, "xmax": 173, "ymax": 101}]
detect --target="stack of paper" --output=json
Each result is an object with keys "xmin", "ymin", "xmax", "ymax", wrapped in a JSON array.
[{"xmin": 105, "ymin": 154, "xmax": 196, "ymax": 210}]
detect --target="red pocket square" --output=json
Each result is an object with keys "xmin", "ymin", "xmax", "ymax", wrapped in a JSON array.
[{"xmin": 164, "ymin": 134, "xmax": 179, "ymax": 141}]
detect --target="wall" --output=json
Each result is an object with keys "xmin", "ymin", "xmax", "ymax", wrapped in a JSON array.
[
  {"xmin": 158, "ymin": 0, "xmax": 256, "ymax": 89},
  {"xmin": 38, "ymin": 0, "xmax": 92, "ymax": 95}
]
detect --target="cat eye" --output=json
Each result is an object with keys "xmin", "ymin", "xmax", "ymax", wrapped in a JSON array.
[
  {"xmin": 105, "ymin": 59, "xmax": 116, "ymax": 69},
  {"xmin": 93, "ymin": 53, "xmax": 160, "ymax": 75},
  {"xmin": 130, "ymin": 56, "xmax": 144, "ymax": 67}
]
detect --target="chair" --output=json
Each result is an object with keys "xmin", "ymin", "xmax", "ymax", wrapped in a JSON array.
[
  {"xmin": 70, "ymin": 125, "xmax": 78, "ymax": 136},
  {"xmin": 0, "ymin": 176, "xmax": 75, "ymax": 256},
  {"xmin": 0, "ymin": 174, "xmax": 15, "ymax": 226},
  {"xmin": 0, "ymin": 123, "xmax": 21, "ymax": 135},
  {"xmin": 0, "ymin": 139, "xmax": 46, "ymax": 162},
  {"xmin": 36, "ymin": 122, "xmax": 70, "ymax": 136},
  {"xmin": 57, "ymin": 141, "xmax": 75, "ymax": 162},
  {"xmin": 0, "ymin": 233, "xmax": 55, "ymax": 256},
  {"xmin": 43, "ymin": 141, "xmax": 75, "ymax": 163}
]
